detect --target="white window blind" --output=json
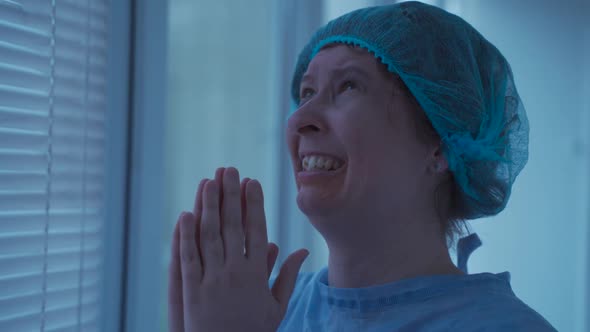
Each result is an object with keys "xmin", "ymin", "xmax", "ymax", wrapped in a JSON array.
[{"xmin": 0, "ymin": 0, "xmax": 109, "ymax": 331}]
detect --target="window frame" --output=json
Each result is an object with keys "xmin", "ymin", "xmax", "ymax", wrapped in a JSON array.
[
  {"xmin": 100, "ymin": 0, "xmax": 133, "ymax": 331},
  {"xmin": 121, "ymin": 0, "xmax": 169, "ymax": 331}
]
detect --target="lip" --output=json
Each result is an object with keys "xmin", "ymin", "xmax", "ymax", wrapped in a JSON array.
[{"xmin": 296, "ymin": 163, "xmax": 346, "ymax": 186}]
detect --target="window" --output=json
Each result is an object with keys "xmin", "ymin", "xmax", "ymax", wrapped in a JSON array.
[
  {"xmin": 0, "ymin": 1, "xmax": 110, "ymax": 330},
  {"xmin": 1, "ymin": 1, "xmax": 583, "ymax": 331},
  {"xmin": 160, "ymin": 0, "xmax": 380, "ymax": 329}
]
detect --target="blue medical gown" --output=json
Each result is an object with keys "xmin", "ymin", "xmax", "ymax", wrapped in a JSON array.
[{"xmin": 271, "ymin": 236, "xmax": 556, "ymax": 331}]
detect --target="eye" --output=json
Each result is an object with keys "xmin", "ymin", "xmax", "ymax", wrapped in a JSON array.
[
  {"xmin": 340, "ymin": 80, "xmax": 357, "ymax": 92},
  {"xmin": 299, "ymin": 88, "xmax": 315, "ymax": 103}
]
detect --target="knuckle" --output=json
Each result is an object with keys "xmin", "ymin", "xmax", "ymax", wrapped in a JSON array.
[
  {"xmin": 203, "ymin": 197, "xmax": 218, "ymax": 211},
  {"xmin": 180, "ymin": 245, "xmax": 197, "ymax": 264},
  {"xmin": 203, "ymin": 184, "xmax": 219, "ymax": 209},
  {"xmin": 224, "ymin": 184, "xmax": 241, "ymax": 197},
  {"xmin": 224, "ymin": 217, "xmax": 243, "ymax": 233},
  {"xmin": 202, "ymin": 271, "xmax": 224, "ymax": 288},
  {"xmin": 179, "ymin": 213, "xmax": 194, "ymax": 235},
  {"xmin": 200, "ymin": 222, "xmax": 219, "ymax": 241}
]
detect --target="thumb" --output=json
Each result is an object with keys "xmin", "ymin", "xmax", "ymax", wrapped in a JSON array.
[
  {"xmin": 271, "ymin": 249, "xmax": 309, "ymax": 314},
  {"xmin": 267, "ymin": 242, "xmax": 279, "ymax": 280}
]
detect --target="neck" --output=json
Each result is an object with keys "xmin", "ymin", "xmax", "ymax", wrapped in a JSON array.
[{"xmin": 323, "ymin": 214, "xmax": 463, "ymax": 288}]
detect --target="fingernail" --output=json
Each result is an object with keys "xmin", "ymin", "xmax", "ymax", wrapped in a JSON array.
[
  {"xmin": 183, "ymin": 211, "xmax": 195, "ymax": 220},
  {"xmin": 248, "ymin": 179, "xmax": 261, "ymax": 195}
]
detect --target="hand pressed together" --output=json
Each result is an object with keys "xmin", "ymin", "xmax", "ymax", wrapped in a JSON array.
[{"xmin": 168, "ymin": 167, "xmax": 309, "ymax": 332}]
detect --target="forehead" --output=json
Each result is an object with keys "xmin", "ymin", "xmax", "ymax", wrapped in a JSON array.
[
  {"xmin": 304, "ymin": 44, "xmax": 379, "ymax": 75},
  {"xmin": 303, "ymin": 44, "xmax": 396, "ymax": 85}
]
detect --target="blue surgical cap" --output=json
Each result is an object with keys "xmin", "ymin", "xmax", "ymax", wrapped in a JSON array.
[{"xmin": 291, "ymin": 1, "xmax": 529, "ymax": 220}]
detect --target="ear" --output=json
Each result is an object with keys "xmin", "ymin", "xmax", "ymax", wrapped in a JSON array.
[{"xmin": 430, "ymin": 143, "xmax": 449, "ymax": 174}]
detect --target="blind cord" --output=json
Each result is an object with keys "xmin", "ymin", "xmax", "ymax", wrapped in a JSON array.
[
  {"xmin": 75, "ymin": 0, "xmax": 92, "ymax": 330},
  {"xmin": 40, "ymin": 1, "xmax": 57, "ymax": 331}
]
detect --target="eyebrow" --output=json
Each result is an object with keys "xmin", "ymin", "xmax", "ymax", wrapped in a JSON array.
[{"xmin": 300, "ymin": 65, "xmax": 372, "ymax": 87}]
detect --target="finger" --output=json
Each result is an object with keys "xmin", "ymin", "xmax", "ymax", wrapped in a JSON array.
[
  {"xmin": 214, "ymin": 167, "xmax": 225, "ymax": 213},
  {"xmin": 244, "ymin": 180, "xmax": 268, "ymax": 266},
  {"xmin": 213, "ymin": 168, "xmax": 225, "ymax": 244},
  {"xmin": 168, "ymin": 217, "xmax": 184, "ymax": 332},
  {"xmin": 179, "ymin": 212, "xmax": 202, "ymax": 328},
  {"xmin": 240, "ymin": 177, "xmax": 251, "ymax": 229},
  {"xmin": 271, "ymin": 249, "xmax": 309, "ymax": 314},
  {"xmin": 193, "ymin": 179, "xmax": 208, "ymax": 260},
  {"xmin": 222, "ymin": 167, "xmax": 245, "ymax": 264},
  {"xmin": 267, "ymin": 242, "xmax": 279, "ymax": 280},
  {"xmin": 193, "ymin": 179, "xmax": 208, "ymax": 217},
  {"xmin": 200, "ymin": 180, "xmax": 225, "ymax": 272},
  {"xmin": 240, "ymin": 177, "xmax": 251, "ymax": 256}
]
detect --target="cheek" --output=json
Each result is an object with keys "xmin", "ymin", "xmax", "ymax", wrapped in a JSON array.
[
  {"xmin": 337, "ymin": 102, "xmax": 405, "ymax": 172},
  {"xmin": 351, "ymin": 126, "xmax": 418, "ymax": 186},
  {"xmin": 346, "ymin": 132, "xmax": 399, "ymax": 190}
]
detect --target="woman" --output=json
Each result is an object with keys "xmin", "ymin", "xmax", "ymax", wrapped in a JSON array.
[{"xmin": 168, "ymin": 2, "xmax": 556, "ymax": 331}]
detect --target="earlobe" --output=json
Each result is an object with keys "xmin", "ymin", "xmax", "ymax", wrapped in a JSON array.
[
  {"xmin": 432, "ymin": 145, "xmax": 449, "ymax": 174},
  {"xmin": 435, "ymin": 157, "xmax": 449, "ymax": 173},
  {"xmin": 434, "ymin": 162, "xmax": 447, "ymax": 173}
]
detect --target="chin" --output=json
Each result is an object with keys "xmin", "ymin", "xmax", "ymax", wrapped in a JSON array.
[{"xmin": 296, "ymin": 188, "xmax": 342, "ymax": 218}]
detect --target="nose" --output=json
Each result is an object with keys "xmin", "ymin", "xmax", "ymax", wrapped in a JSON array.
[
  {"xmin": 297, "ymin": 122, "xmax": 321, "ymax": 135},
  {"xmin": 287, "ymin": 103, "xmax": 326, "ymax": 136}
]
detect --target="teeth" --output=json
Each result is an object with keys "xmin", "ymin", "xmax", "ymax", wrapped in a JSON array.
[
  {"xmin": 309, "ymin": 156, "xmax": 317, "ymax": 168},
  {"xmin": 302, "ymin": 155, "xmax": 343, "ymax": 171}
]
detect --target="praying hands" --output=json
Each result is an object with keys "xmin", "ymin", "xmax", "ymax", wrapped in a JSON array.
[{"xmin": 167, "ymin": 167, "xmax": 309, "ymax": 332}]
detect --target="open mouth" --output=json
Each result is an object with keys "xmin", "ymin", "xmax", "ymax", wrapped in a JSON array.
[{"xmin": 301, "ymin": 154, "xmax": 345, "ymax": 172}]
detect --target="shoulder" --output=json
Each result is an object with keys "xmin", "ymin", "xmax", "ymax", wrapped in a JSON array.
[
  {"xmin": 270, "ymin": 269, "xmax": 320, "ymax": 331},
  {"xmin": 446, "ymin": 279, "xmax": 557, "ymax": 331}
]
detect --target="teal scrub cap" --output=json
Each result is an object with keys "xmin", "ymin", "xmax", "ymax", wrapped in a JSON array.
[{"xmin": 291, "ymin": 1, "xmax": 529, "ymax": 219}]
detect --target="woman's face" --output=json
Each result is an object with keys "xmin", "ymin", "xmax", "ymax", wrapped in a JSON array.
[{"xmin": 286, "ymin": 45, "xmax": 434, "ymax": 226}]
